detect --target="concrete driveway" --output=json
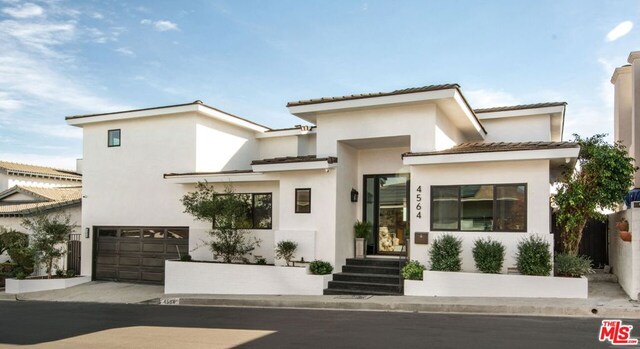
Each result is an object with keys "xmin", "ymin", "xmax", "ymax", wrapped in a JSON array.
[{"xmin": 6, "ymin": 281, "xmax": 163, "ymax": 304}]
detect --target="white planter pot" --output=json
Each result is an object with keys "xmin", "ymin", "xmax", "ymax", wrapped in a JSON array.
[
  {"xmin": 355, "ymin": 238, "xmax": 366, "ymax": 258},
  {"xmin": 165, "ymin": 260, "xmax": 333, "ymax": 295},
  {"xmin": 405, "ymin": 271, "xmax": 588, "ymax": 299},
  {"xmin": 5, "ymin": 276, "xmax": 91, "ymax": 294}
]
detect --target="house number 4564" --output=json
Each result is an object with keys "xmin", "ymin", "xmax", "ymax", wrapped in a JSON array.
[{"xmin": 416, "ymin": 185, "xmax": 422, "ymax": 219}]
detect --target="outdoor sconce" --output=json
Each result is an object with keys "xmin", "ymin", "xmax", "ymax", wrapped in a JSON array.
[
  {"xmin": 85, "ymin": 227, "xmax": 90, "ymax": 238},
  {"xmin": 351, "ymin": 189, "xmax": 359, "ymax": 202}
]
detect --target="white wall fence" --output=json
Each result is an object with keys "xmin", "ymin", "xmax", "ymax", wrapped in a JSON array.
[{"xmin": 608, "ymin": 208, "xmax": 640, "ymax": 300}]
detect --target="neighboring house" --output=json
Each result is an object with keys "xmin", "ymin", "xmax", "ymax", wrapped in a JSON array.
[
  {"xmin": 66, "ymin": 84, "xmax": 579, "ymax": 285},
  {"xmin": 0, "ymin": 162, "xmax": 82, "ymax": 267}
]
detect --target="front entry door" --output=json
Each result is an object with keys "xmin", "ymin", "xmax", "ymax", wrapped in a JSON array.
[{"xmin": 363, "ymin": 174, "xmax": 409, "ymax": 255}]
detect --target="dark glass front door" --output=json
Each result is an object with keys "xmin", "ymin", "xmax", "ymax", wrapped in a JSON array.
[{"xmin": 363, "ymin": 174, "xmax": 409, "ymax": 255}]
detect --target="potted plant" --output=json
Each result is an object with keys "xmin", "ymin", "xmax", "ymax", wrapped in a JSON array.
[
  {"xmin": 353, "ymin": 220, "xmax": 372, "ymax": 259},
  {"xmin": 616, "ymin": 218, "xmax": 631, "ymax": 242}
]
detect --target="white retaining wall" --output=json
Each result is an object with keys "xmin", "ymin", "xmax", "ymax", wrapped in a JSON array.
[
  {"xmin": 5, "ymin": 276, "xmax": 91, "ymax": 294},
  {"xmin": 608, "ymin": 208, "xmax": 640, "ymax": 300}
]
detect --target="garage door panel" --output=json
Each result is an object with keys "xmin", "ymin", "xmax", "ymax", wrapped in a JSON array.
[{"xmin": 95, "ymin": 226, "xmax": 188, "ymax": 285}]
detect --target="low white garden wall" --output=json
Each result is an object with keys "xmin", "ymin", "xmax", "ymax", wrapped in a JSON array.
[
  {"xmin": 5, "ymin": 276, "xmax": 91, "ymax": 294},
  {"xmin": 405, "ymin": 271, "xmax": 587, "ymax": 299},
  {"xmin": 165, "ymin": 260, "xmax": 332, "ymax": 295},
  {"xmin": 608, "ymin": 208, "xmax": 640, "ymax": 300}
]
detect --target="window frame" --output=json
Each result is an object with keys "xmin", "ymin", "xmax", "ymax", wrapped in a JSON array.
[
  {"xmin": 212, "ymin": 192, "xmax": 273, "ymax": 230},
  {"xmin": 107, "ymin": 129, "xmax": 121, "ymax": 147},
  {"xmin": 430, "ymin": 183, "xmax": 527, "ymax": 233},
  {"xmin": 295, "ymin": 188, "xmax": 311, "ymax": 214}
]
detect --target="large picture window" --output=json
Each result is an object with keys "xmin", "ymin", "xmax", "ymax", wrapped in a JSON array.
[
  {"xmin": 213, "ymin": 193, "xmax": 272, "ymax": 230},
  {"xmin": 431, "ymin": 184, "xmax": 526, "ymax": 232}
]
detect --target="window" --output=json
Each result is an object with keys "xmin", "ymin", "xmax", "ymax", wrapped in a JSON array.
[
  {"xmin": 213, "ymin": 193, "xmax": 272, "ymax": 229},
  {"xmin": 295, "ymin": 188, "xmax": 311, "ymax": 213},
  {"xmin": 431, "ymin": 184, "xmax": 526, "ymax": 232},
  {"xmin": 108, "ymin": 129, "xmax": 121, "ymax": 147}
]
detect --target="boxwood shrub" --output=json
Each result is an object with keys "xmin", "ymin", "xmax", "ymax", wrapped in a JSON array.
[
  {"xmin": 429, "ymin": 234, "xmax": 462, "ymax": 272},
  {"xmin": 516, "ymin": 235, "xmax": 552, "ymax": 276},
  {"xmin": 401, "ymin": 260, "xmax": 426, "ymax": 280},
  {"xmin": 472, "ymin": 238, "xmax": 505, "ymax": 274},
  {"xmin": 555, "ymin": 253, "xmax": 593, "ymax": 277},
  {"xmin": 309, "ymin": 260, "xmax": 333, "ymax": 275}
]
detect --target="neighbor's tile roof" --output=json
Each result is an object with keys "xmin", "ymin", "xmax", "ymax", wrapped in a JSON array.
[
  {"xmin": 474, "ymin": 102, "xmax": 567, "ymax": 114},
  {"xmin": 286, "ymin": 84, "xmax": 460, "ymax": 107},
  {"xmin": 163, "ymin": 169, "xmax": 255, "ymax": 178},
  {"xmin": 251, "ymin": 155, "xmax": 338, "ymax": 165},
  {"xmin": 0, "ymin": 186, "xmax": 82, "ymax": 216},
  {"xmin": 402, "ymin": 141, "xmax": 579, "ymax": 157},
  {"xmin": 0, "ymin": 161, "xmax": 81, "ymax": 180}
]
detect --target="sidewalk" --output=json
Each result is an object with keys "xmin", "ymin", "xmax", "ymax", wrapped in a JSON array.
[{"xmin": 2, "ymin": 280, "xmax": 639, "ymax": 318}]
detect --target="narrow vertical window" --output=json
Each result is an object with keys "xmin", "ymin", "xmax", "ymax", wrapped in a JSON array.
[
  {"xmin": 431, "ymin": 186, "xmax": 459, "ymax": 230},
  {"xmin": 108, "ymin": 129, "xmax": 121, "ymax": 147},
  {"xmin": 295, "ymin": 188, "xmax": 311, "ymax": 213}
]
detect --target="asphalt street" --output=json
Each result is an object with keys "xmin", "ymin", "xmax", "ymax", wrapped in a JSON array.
[{"xmin": 0, "ymin": 301, "xmax": 637, "ymax": 348}]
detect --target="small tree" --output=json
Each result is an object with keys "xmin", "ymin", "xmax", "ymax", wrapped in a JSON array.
[
  {"xmin": 22, "ymin": 213, "xmax": 74, "ymax": 279},
  {"xmin": 0, "ymin": 228, "xmax": 35, "ymax": 278},
  {"xmin": 275, "ymin": 240, "xmax": 298, "ymax": 266},
  {"xmin": 182, "ymin": 182, "xmax": 260, "ymax": 263},
  {"xmin": 555, "ymin": 134, "xmax": 636, "ymax": 255}
]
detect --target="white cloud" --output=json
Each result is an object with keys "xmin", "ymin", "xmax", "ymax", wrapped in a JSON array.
[
  {"xmin": 115, "ymin": 47, "xmax": 135, "ymax": 57},
  {"xmin": 141, "ymin": 19, "xmax": 179, "ymax": 32},
  {"xmin": 464, "ymin": 89, "xmax": 521, "ymax": 109},
  {"xmin": 606, "ymin": 21, "xmax": 633, "ymax": 42},
  {"xmin": 0, "ymin": 91, "xmax": 23, "ymax": 110},
  {"xmin": 2, "ymin": 2, "xmax": 44, "ymax": 18},
  {"xmin": 0, "ymin": 20, "xmax": 75, "ymax": 56},
  {"xmin": 91, "ymin": 12, "xmax": 103, "ymax": 20}
]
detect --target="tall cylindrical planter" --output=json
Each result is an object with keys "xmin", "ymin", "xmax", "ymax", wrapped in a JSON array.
[{"xmin": 355, "ymin": 238, "xmax": 366, "ymax": 258}]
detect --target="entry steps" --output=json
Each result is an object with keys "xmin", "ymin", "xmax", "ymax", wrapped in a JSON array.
[{"xmin": 323, "ymin": 258, "xmax": 405, "ymax": 295}]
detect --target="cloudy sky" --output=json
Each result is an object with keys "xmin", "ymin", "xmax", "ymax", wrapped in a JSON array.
[{"xmin": 0, "ymin": 0, "xmax": 638, "ymax": 170}]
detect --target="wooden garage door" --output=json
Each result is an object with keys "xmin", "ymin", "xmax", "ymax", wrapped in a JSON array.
[{"xmin": 94, "ymin": 227, "xmax": 189, "ymax": 284}]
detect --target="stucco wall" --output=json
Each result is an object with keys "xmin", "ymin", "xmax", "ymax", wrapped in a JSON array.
[
  {"xmin": 335, "ymin": 143, "xmax": 358, "ymax": 269},
  {"xmin": 195, "ymin": 114, "xmax": 259, "ymax": 172},
  {"xmin": 480, "ymin": 114, "xmax": 552, "ymax": 142},
  {"xmin": 609, "ymin": 209, "xmax": 640, "ymax": 300},
  {"xmin": 258, "ymin": 136, "xmax": 299, "ymax": 160},
  {"xmin": 315, "ymin": 103, "xmax": 437, "ymax": 156},
  {"xmin": 435, "ymin": 106, "xmax": 465, "ymax": 150},
  {"xmin": 409, "ymin": 159, "xmax": 552, "ymax": 273}
]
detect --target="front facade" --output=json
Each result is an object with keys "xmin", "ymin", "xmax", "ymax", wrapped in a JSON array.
[{"xmin": 66, "ymin": 84, "xmax": 578, "ymax": 284}]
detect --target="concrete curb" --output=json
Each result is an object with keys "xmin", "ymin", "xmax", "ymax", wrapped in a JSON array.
[{"xmin": 161, "ymin": 297, "xmax": 640, "ymax": 319}]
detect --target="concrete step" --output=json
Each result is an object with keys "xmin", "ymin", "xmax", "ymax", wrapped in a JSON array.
[
  {"xmin": 345, "ymin": 258, "xmax": 405, "ymax": 268},
  {"xmin": 332, "ymin": 272, "xmax": 401, "ymax": 285},
  {"xmin": 327, "ymin": 280, "xmax": 402, "ymax": 294},
  {"xmin": 587, "ymin": 271, "xmax": 618, "ymax": 283},
  {"xmin": 342, "ymin": 265, "xmax": 401, "ymax": 275},
  {"xmin": 322, "ymin": 288, "xmax": 401, "ymax": 296}
]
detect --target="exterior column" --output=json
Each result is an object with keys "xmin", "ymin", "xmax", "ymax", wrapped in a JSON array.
[{"xmin": 629, "ymin": 52, "xmax": 640, "ymax": 187}]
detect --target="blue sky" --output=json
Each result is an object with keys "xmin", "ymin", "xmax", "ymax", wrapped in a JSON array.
[{"xmin": 0, "ymin": 0, "xmax": 638, "ymax": 170}]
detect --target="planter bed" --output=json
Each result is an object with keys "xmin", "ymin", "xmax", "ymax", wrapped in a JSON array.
[
  {"xmin": 165, "ymin": 260, "xmax": 332, "ymax": 295},
  {"xmin": 404, "ymin": 270, "xmax": 587, "ymax": 299},
  {"xmin": 5, "ymin": 275, "xmax": 91, "ymax": 294}
]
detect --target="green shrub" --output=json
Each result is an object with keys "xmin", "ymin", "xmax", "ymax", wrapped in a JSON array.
[
  {"xmin": 55, "ymin": 268, "xmax": 64, "ymax": 277},
  {"xmin": 254, "ymin": 256, "xmax": 267, "ymax": 265},
  {"xmin": 472, "ymin": 238, "xmax": 505, "ymax": 274},
  {"xmin": 555, "ymin": 253, "xmax": 593, "ymax": 277},
  {"xmin": 309, "ymin": 260, "xmax": 333, "ymax": 275},
  {"xmin": 401, "ymin": 260, "xmax": 426, "ymax": 280},
  {"xmin": 353, "ymin": 220, "xmax": 372, "ymax": 239},
  {"xmin": 3, "ymin": 231, "xmax": 34, "ymax": 277},
  {"xmin": 65, "ymin": 269, "xmax": 77, "ymax": 278},
  {"xmin": 429, "ymin": 234, "xmax": 462, "ymax": 272},
  {"xmin": 275, "ymin": 240, "xmax": 298, "ymax": 266},
  {"xmin": 516, "ymin": 235, "xmax": 552, "ymax": 276},
  {"xmin": 180, "ymin": 254, "xmax": 192, "ymax": 262}
]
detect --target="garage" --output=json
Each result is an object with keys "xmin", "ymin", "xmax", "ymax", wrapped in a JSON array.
[{"xmin": 94, "ymin": 226, "xmax": 189, "ymax": 284}]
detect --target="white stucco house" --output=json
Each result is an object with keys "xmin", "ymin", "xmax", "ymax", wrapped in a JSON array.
[
  {"xmin": 0, "ymin": 161, "xmax": 82, "ymax": 268},
  {"xmin": 65, "ymin": 83, "xmax": 579, "ymax": 290}
]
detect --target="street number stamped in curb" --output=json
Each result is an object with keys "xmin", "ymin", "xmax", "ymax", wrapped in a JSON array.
[{"xmin": 160, "ymin": 298, "xmax": 180, "ymax": 305}]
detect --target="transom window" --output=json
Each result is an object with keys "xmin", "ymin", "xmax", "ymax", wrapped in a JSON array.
[
  {"xmin": 213, "ymin": 193, "xmax": 273, "ymax": 230},
  {"xmin": 108, "ymin": 129, "xmax": 121, "ymax": 147},
  {"xmin": 431, "ymin": 184, "xmax": 526, "ymax": 232},
  {"xmin": 295, "ymin": 188, "xmax": 311, "ymax": 213}
]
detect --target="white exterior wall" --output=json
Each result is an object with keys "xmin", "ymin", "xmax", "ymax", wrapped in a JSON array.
[
  {"xmin": 258, "ymin": 136, "xmax": 299, "ymax": 160},
  {"xmin": 335, "ymin": 143, "xmax": 358, "ymax": 268},
  {"xmin": 435, "ymin": 107, "xmax": 465, "ymax": 150},
  {"xmin": 480, "ymin": 114, "xmax": 552, "ymax": 142},
  {"xmin": 409, "ymin": 159, "xmax": 552, "ymax": 273},
  {"xmin": 298, "ymin": 134, "xmax": 316, "ymax": 156},
  {"xmin": 608, "ymin": 209, "xmax": 640, "ymax": 300},
  {"xmin": 195, "ymin": 115, "xmax": 258, "ymax": 172},
  {"xmin": 79, "ymin": 113, "xmax": 198, "ymax": 276},
  {"xmin": 315, "ymin": 103, "xmax": 437, "ymax": 157}
]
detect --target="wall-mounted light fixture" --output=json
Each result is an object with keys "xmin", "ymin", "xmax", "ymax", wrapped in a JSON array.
[
  {"xmin": 350, "ymin": 188, "xmax": 359, "ymax": 202},
  {"xmin": 85, "ymin": 227, "xmax": 90, "ymax": 238}
]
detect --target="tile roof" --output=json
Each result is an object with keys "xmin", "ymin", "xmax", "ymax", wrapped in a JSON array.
[
  {"xmin": 0, "ymin": 186, "xmax": 82, "ymax": 216},
  {"xmin": 0, "ymin": 160, "xmax": 81, "ymax": 180},
  {"xmin": 474, "ymin": 102, "xmax": 567, "ymax": 114},
  {"xmin": 163, "ymin": 169, "xmax": 254, "ymax": 178},
  {"xmin": 251, "ymin": 155, "xmax": 338, "ymax": 165},
  {"xmin": 402, "ymin": 141, "xmax": 579, "ymax": 157},
  {"xmin": 286, "ymin": 84, "xmax": 460, "ymax": 107}
]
